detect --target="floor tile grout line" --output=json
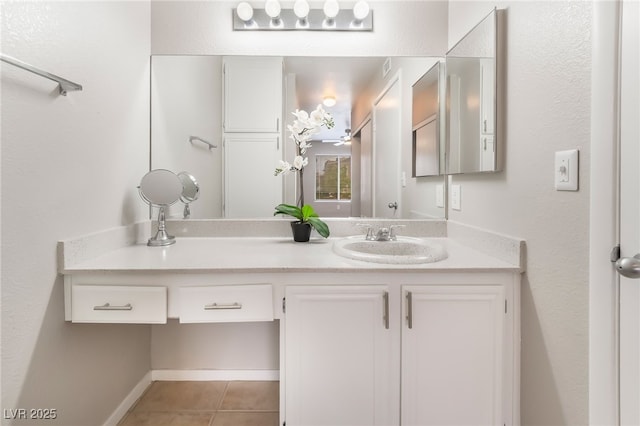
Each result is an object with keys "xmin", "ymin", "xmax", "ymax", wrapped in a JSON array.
[{"xmin": 216, "ymin": 381, "xmax": 230, "ymax": 411}]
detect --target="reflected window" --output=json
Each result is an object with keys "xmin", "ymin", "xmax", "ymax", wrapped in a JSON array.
[{"xmin": 316, "ymin": 155, "xmax": 351, "ymax": 200}]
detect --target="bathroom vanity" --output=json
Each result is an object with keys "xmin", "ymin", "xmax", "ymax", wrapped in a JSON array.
[{"xmin": 59, "ymin": 220, "xmax": 523, "ymax": 426}]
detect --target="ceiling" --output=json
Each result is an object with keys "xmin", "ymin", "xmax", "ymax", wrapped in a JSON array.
[{"xmin": 283, "ymin": 56, "xmax": 386, "ymax": 140}]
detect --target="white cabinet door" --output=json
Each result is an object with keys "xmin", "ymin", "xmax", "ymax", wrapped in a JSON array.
[
  {"xmin": 285, "ymin": 286, "xmax": 395, "ymax": 426},
  {"xmin": 401, "ymin": 285, "xmax": 504, "ymax": 426},
  {"xmin": 480, "ymin": 58, "xmax": 495, "ymax": 136},
  {"xmin": 224, "ymin": 134, "xmax": 281, "ymax": 218},
  {"xmin": 223, "ymin": 56, "xmax": 282, "ymax": 133}
]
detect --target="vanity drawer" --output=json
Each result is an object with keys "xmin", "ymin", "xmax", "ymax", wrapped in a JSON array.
[
  {"xmin": 71, "ymin": 285, "xmax": 167, "ymax": 324},
  {"xmin": 179, "ymin": 284, "xmax": 274, "ymax": 323}
]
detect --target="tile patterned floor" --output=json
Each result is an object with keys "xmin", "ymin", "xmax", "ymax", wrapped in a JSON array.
[{"xmin": 118, "ymin": 381, "xmax": 279, "ymax": 426}]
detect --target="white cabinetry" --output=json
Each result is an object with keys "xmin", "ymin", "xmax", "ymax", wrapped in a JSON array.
[
  {"xmin": 479, "ymin": 58, "xmax": 495, "ymax": 171},
  {"xmin": 223, "ymin": 56, "xmax": 283, "ymax": 217},
  {"xmin": 223, "ymin": 57, "xmax": 282, "ymax": 133},
  {"xmin": 224, "ymin": 134, "xmax": 281, "ymax": 218},
  {"xmin": 284, "ymin": 286, "xmax": 395, "ymax": 426},
  {"xmin": 179, "ymin": 284, "xmax": 273, "ymax": 323},
  {"xmin": 283, "ymin": 276, "xmax": 517, "ymax": 426},
  {"xmin": 70, "ymin": 285, "xmax": 167, "ymax": 324},
  {"xmin": 401, "ymin": 285, "xmax": 505, "ymax": 425}
]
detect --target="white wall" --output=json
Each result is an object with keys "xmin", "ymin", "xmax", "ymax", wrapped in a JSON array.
[
  {"xmin": 447, "ymin": 2, "xmax": 591, "ymax": 425},
  {"xmin": 151, "ymin": 55, "xmax": 224, "ymax": 219},
  {"xmin": 1, "ymin": 2, "xmax": 151, "ymax": 425}
]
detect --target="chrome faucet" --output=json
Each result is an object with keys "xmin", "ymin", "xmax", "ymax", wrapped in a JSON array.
[
  {"xmin": 389, "ymin": 224, "xmax": 405, "ymax": 240},
  {"xmin": 376, "ymin": 227, "xmax": 391, "ymax": 241},
  {"xmin": 357, "ymin": 224, "xmax": 376, "ymax": 240},
  {"xmin": 357, "ymin": 224, "xmax": 406, "ymax": 241}
]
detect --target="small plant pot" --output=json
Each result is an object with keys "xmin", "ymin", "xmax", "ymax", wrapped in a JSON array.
[{"xmin": 291, "ymin": 221, "xmax": 312, "ymax": 242}]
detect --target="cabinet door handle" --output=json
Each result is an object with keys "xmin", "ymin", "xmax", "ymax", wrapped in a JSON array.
[
  {"xmin": 383, "ymin": 291, "xmax": 389, "ymax": 329},
  {"xmin": 204, "ymin": 302, "xmax": 243, "ymax": 310},
  {"xmin": 276, "ymin": 118, "xmax": 280, "ymax": 132},
  {"xmin": 406, "ymin": 291, "xmax": 413, "ymax": 329},
  {"xmin": 93, "ymin": 303, "xmax": 132, "ymax": 311}
]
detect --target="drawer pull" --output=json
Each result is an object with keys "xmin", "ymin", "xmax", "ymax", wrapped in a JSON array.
[
  {"xmin": 93, "ymin": 303, "xmax": 133, "ymax": 311},
  {"xmin": 204, "ymin": 302, "xmax": 243, "ymax": 310}
]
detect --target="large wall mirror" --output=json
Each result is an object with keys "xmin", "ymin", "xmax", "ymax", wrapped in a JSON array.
[
  {"xmin": 446, "ymin": 8, "xmax": 501, "ymax": 174},
  {"xmin": 151, "ymin": 55, "xmax": 447, "ymax": 220}
]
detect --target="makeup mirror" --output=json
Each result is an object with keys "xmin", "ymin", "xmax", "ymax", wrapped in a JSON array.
[
  {"xmin": 138, "ymin": 169, "xmax": 183, "ymax": 246},
  {"xmin": 178, "ymin": 171, "xmax": 200, "ymax": 219}
]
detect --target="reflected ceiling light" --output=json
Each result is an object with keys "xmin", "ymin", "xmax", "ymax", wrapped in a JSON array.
[
  {"xmin": 232, "ymin": 0, "xmax": 372, "ymax": 31},
  {"xmin": 236, "ymin": 2, "xmax": 254, "ymax": 22},
  {"xmin": 323, "ymin": 96, "xmax": 337, "ymax": 107}
]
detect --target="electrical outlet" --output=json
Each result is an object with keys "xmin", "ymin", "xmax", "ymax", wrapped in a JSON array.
[
  {"xmin": 451, "ymin": 185, "xmax": 461, "ymax": 211},
  {"xmin": 436, "ymin": 184, "xmax": 444, "ymax": 208}
]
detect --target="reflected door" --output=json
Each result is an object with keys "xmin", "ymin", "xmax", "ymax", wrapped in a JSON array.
[
  {"xmin": 358, "ymin": 120, "xmax": 373, "ymax": 217},
  {"xmin": 373, "ymin": 77, "xmax": 401, "ymax": 218}
]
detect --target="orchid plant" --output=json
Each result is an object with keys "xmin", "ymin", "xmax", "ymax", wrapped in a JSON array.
[
  {"xmin": 274, "ymin": 104, "xmax": 334, "ymax": 239},
  {"xmin": 274, "ymin": 104, "xmax": 334, "ymax": 207}
]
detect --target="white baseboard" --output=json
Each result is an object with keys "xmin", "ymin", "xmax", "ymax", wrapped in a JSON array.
[
  {"xmin": 103, "ymin": 371, "xmax": 152, "ymax": 426},
  {"xmin": 151, "ymin": 369, "xmax": 280, "ymax": 381}
]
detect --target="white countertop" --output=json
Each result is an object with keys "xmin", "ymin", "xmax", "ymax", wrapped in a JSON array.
[{"xmin": 61, "ymin": 236, "xmax": 521, "ymax": 274}]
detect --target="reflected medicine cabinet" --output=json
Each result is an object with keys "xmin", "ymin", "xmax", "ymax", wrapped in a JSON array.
[{"xmin": 446, "ymin": 8, "xmax": 502, "ymax": 174}]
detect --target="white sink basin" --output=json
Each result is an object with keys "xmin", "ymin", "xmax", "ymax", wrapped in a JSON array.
[{"xmin": 332, "ymin": 236, "xmax": 448, "ymax": 264}]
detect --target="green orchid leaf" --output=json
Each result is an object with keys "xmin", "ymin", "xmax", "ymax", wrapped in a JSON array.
[
  {"xmin": 301, "ymin": 204, "xmax": 316, "ymax": 221},
  {"xmin": 273, "ymin": 204, "xmax": 303, "ymax": 221},
  {"xmin": 307, "ymin": 217, "xmax": 330, "ymax": 238}
]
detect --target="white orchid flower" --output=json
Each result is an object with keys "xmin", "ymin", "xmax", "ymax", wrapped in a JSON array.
[
  {"xmin": 292, "ymin": 109, "xmax": 309, "ymax": 122},
  {"xmin": 293, "ymin": 156, "xmax": 308, "ymax": 170},
  {"xmin": 299, "ymin": 140, "xmax": 312, "ymax": 154},
  {"xmin": 309, "ymin": 107, "xmax": 325, "ymax": 126}
]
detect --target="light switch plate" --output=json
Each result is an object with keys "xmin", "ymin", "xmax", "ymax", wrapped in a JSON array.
[
  {"xmin": 451, "ymin": 185, "xmax": 461, "ymax": 211},
  {"xmin": 436, "ymin": 184, "xmax": 444, "ymax": 208},
  {"xmin": 555, "ymin": 149, "xmax": 579, "ymax": 191}
]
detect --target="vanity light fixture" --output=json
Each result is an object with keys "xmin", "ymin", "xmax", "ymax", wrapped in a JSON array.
[
  {"xmin": 323, "ymin": 96, "xmax": 337, "ymax": 107},
  {"xmin": 323, "ymin": 0, "xmax": 339, "ymax": 28},
  {"xmin": 232, "ymin": 0, "xmax": 372, "ymax": 31},
  {"xmin": 352, "ymin": 0, "xmax": 370, "ymax": 22},
  {"xmin": 264, "ymin": 0, "xmax": 283, "ymax": 27},
  {"xmin": 235, "ymin": 2, "xmax": 256, "ymax": 28},
  {"xmin": 293, "ymin": 0, "xmax": 310, "ymax": 27}
]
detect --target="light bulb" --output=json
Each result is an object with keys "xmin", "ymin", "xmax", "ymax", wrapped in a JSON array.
[
  {"xmin": 293, "ymin": 0, "xmax": 310, "ymax": 19},
  {"xmin": 265, "ymin": 0, "xmax": 281, "ymax": 18},
  {"xmin": 323, "ymin": 96, "xmax": 337, "ymax": 107},
  {"xmin": 353, "ymin": 0, "xmax": 369, "ymax": 21},
  {"xmin": 323, "ymin": 0, "xmax": 340, "ymax": 19},
  {"xmin": 236, "ymin": 2, "xmax": 254, "ymax": 22}
]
